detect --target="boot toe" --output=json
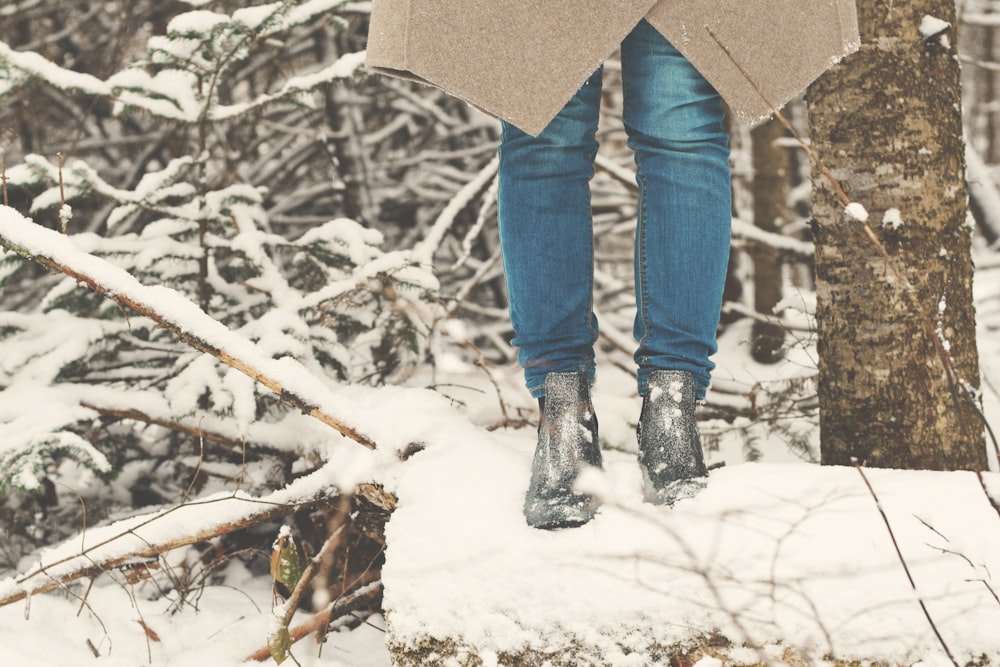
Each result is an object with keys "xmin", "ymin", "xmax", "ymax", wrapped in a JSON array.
[
  {"xmin": 524, "ymin": 490, "xmax": 597, "ymax": 529},
  {"xmin": 640, "ymin": 471, "xmax": 707, "ymax": 506}
]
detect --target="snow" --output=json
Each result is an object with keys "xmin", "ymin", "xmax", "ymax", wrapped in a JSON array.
[
  {"xmin": 3, "ymin": 169, "xmax": 1000, "ymax": 667},
  {"xmin": 0, "ymin": 205, "xmax": 395, "ymax": 451},
  {"xmin": 1, "ymin": 12, "xmax": 366, "ymax": 125},
  {"xmin": 386, "ymin": 452, "xmax": 1000, "ymax": 664},
  {"xmin": 883, "ymin": 207, "xmax": 905, "ymax": 230},
  {"xmin": 844, "ymin": 201, "xmax": 870, "ymax": 223},
  {"xmin": 920, "ymin": 16, "xmax": 952, "ymax": 40},
  {"xmin": 0, "ymin": 41, "xmax": 109, "ymax": 96},
  {"xmin": 166, "ymin": 10, "xmax": 229, "ymax": 37},
  {"xmin": 1, "ymin": 4, "xmax": 1000, "ymax": 665},
  {"xmin": 0, "ymin": 251, "xmax": 997, "ymax": 666}
]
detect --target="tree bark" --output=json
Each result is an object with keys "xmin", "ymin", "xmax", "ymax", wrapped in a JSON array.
[
  {"xmin": 807, "ymin": 0, "xmax": 986, "ymax": 470},
  {"xmin": 750, "ymin": 117, "xmax": 791, "ymax": 363}
]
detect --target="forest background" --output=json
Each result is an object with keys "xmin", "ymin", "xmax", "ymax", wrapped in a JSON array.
[{"xmin": 2, "ymin": 0, "xmax": 1000, "ymax": 665}]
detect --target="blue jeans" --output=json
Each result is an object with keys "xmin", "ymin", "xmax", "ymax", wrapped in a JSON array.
[{"xmin": 497, "ymin": 19, "xmax": 731, "ymax": 400}]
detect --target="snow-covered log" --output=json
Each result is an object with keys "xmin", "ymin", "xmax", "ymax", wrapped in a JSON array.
[{"xmin": 382, "ymin": 436, "xmax": 1000, "ymax": 666}]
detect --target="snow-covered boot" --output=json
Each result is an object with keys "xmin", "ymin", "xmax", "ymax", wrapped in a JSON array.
[
  {"xmin": 637, "ymin": 370, "xmax": 709, "ymax": 505},
  {"xmin": 523, "ymin": 370, "xmax": 602, "ymax": 529}
]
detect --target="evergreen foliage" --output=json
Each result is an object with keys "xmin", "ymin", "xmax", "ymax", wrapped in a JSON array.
[{"xmin": 0, "ymin": 2, "xmax": 439, "ymax": 516}]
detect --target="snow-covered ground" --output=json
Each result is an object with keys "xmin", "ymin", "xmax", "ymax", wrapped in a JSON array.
[
  {"xmin": 1, "ymin": 286, "xmax": 998, "ymax": 666},
  {"xmin": 0, "ymin": 220, "xmax": 999, "ymax": 666}
]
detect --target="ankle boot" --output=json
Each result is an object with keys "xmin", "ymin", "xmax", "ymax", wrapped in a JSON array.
[
  {"xmin": 637, "ymin": 370, "xmax": 709, "ymax": 505},
  {"xmin": 523, "ymin": 370, "xmax": 602, "ymax": 529}
]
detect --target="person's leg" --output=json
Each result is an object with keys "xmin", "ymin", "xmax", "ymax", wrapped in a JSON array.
[
  {"xmin": 498, "ymin": 69, "xmax": 605, "ymax": 528},
  {"xmin": 620, "ymin": 20, "xmax": 732, "ymax": 401},
  {"xmin": 621, "ymin": 20, "xmax": 731, "ymax": 504},
  {"xmin": 497, "ymin": 68, "xmax": 603, "ymax": 399}
]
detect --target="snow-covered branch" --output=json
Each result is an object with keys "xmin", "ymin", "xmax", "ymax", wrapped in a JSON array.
[
  {"xmin": 0, "ymin": 464, "xmax": 384, "ymax": 608},
  {"xmin": 0, "ymin": 205, "xmax": 376, "ymax": 449}
]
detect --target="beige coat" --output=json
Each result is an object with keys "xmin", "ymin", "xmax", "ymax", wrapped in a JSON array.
[{"xmin": 366, "ymin": 0, "xmax": 859, "ymax": 135}]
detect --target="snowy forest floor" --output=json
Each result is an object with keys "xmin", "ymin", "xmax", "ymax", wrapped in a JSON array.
[{"xmin": 1, "ymin": 239, "xmax": 999, "ymax": 667}]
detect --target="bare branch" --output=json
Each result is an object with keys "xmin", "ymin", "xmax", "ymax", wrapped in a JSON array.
[
  {"xmin": 854, "ymin": 465, "xmax": 959, "ymax": 667},
  {"xmin": 247, "ymin": 580, "xmax": 383, "ymax": 662}
]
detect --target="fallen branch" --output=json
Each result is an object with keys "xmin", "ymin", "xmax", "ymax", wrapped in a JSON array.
[
  {"xmin": 82, "ymin": 402, "xmax": 258, "ymax": 452},
  {"xmin": 0, "ymin": 206, "xmax": 375, "ymax": 450},
  {"xmin": 0, "ymin": 468, "xmax": 393, "ymax": 608}
]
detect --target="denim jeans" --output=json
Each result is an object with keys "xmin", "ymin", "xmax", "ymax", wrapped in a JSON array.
[{"xmin": 497, "ymin": 19, "xmax": 731, "ymax": 400}]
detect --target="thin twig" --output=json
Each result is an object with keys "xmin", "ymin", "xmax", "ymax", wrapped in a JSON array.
[
  {"xmin": 0, "ymin": 489, "xmax": 349, "ymax": 608},
  {"xmin": 854, "ymin": 464, "xmax": 959, "ymax": 667},
  {"xmin": 704, "ymin": 27, "xmax": 851, "ymax": 207},
  {"xmin": 248, "ymin": 580, "xmax": 383, "ymax": 662},
  {"xmin": 281, "ymin": 495, "xmax": 352, "ymax": 629},
  {"xmin": 181, "ymin": 420, "xmax": 206, "ymax": 503},
  {"xmin": 57, "ymin": 152, "xmax": 67, "ymax": 234}
]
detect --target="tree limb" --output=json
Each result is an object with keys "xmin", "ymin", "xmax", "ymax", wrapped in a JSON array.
[
  {"xmin": 0, "ymin": 490, "xmax": 334, "ymax": 608},
  {"xmin": 0, "ymin": 207, "xmax": 376, "ymax": 450}
]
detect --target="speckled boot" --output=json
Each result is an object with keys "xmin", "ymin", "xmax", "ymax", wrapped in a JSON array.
[
  {"xmin": 523, "ymin": 371, "xmax": 602, "ymax": 529},
  {"xmin": 637, "ymin": 370, "xmax": 709, "ymax": 505}
]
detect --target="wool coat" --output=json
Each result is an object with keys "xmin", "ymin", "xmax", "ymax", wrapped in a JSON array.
[{"xmin": 366, "ymin": 0, "xmax": 860, "ymax": 135}]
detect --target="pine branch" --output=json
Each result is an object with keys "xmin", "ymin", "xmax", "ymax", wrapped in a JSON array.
[{"xmin": 0, "ymin": 206, "xmax": 376, "ymax": 450}]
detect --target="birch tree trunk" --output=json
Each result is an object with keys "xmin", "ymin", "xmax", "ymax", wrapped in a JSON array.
[{"xmin": 807, "ymin": 0, "xmax": 986, "ymax": 470}]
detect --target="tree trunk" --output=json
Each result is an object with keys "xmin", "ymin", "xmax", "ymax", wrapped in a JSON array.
[
  {"xmin": 750, "ymin": 117, "xmax": 791, "ymax": 363},
  {"xmin": 807, "ymin": 0, "xmax": 986, "ymax": 470},
  {"xmin": 961, "ymin": 0, "xmax": 1000, "ymax": 163}
]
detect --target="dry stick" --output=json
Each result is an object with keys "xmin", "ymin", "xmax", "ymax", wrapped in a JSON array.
[
  {"xmin": 0, "ymin": 238, "xmax": 376, "ymax": 450},
  {"xmin": 915, "ymin": 515, "xmax": 1000, "ymax": 607},
  {"xmin": 612, "ymin": 505, "xmax": 773, "ymax": 666},
  {"xmin": 269, "ymin": 495, "xmax": 352, "ymax": 663},
  {"xmin": 181, "ymin": 422, "xmax": 206, "ymax": 503},
  {"xmin": 854, "ymin": 465, "xmax": 960, "ymax": 667},
  {"xmin": 247, "ymin": 580, "xmax": 383, "ymax": 662},
  {"xmin": 706, "ymin": 27, "xmax": 1000, "ymax": 474},
  {"xmin": 80, "ymin": 401, "xmax": 260, "ymax": 451}
]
